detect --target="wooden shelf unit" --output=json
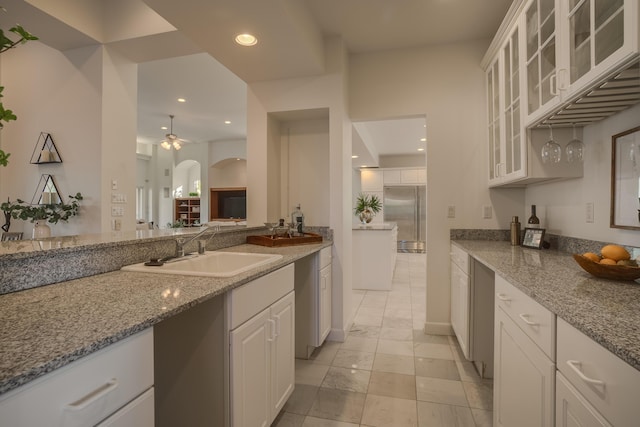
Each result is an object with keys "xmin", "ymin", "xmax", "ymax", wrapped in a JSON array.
[{"xmin": 174, "ymin": 197, "xmax": 200, "ymax": 225}]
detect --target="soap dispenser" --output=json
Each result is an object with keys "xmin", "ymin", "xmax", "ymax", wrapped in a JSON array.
[{"xmin": 291, "ymin": 204, "xmax": 304, "ymax": 235}]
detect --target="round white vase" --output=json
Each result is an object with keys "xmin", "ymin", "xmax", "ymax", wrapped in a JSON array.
[{"xmin": 32, "ymin": 220, "xmax": 51, "ymax": 239}]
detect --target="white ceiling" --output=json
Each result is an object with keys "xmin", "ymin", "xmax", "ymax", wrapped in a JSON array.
[{"xmin": 2, "ymin": 0, "xmax": 513, "ymax": 165}]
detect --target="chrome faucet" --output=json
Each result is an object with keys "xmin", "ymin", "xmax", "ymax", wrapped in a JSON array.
[{"xmin": 174, "ymin": 224, "xmax": 220, "ymax": 258}]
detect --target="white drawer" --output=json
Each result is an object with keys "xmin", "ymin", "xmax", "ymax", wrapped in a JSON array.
[
  {"xmin": 319, "ymin": 246, "xmax": 332, "ymax": 269},
  {"xmin": 557, "ymin": 318, "xmax": 640, "ymax": 427},
  {"xmin": 96, "ymin": 387, "xmax": 154, "ymax": 427},
  {"xmin": 495, "ymin": 275, "xmax": 555, "ymax": 360},
  {"xmin": 0, "ymin": 329, "xmax": 154, "ymax": 427},
  {"xmin": 228, "ymin": 263, "xmax": 294, "ymax": 329},
  {"xmin": 450, "ymin": 244, "xmax": 469, "ymax": 273}
]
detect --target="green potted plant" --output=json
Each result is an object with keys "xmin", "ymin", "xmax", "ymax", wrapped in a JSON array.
[
  {"xmin": 354, "ymin": 193, "xmax": 382, "ymax": 224},
  {"xmin": 1, "ymin": 193, "xmax": 83, "ymax": 238}
]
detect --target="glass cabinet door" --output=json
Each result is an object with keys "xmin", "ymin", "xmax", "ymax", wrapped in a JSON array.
[
  {"xmin": 526, "ymin": 0, "xmax": 557, "ymax": 116},
  {"xmin": 487, "ymin": 60, "xmax": 501, "ymax": 182},
  {"xmin": 503, "ymin": 29, "xmax": 523, "ymax": 177},
  {"xmin": 569, "ymin": 0, "xmax": 625, "ymax": 84}
]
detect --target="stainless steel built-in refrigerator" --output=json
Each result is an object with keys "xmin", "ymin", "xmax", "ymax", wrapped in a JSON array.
[{"xmin": 383, "ymin": 185, "xmax": 426, "ymax": 252}]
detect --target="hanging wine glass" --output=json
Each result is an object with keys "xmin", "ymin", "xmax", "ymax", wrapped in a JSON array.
[
  {"xmin": 541, "ymin": 125, "xmax": 562, "ymax": 163},
  {"xmin": 565, "ymin": 123, "xmax": 584, "ymax": 163}
]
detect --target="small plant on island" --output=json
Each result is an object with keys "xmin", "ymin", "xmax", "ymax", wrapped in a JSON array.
[{"xmin": 354, "ymin": 193, "xmax": 382, "ymax": 223}]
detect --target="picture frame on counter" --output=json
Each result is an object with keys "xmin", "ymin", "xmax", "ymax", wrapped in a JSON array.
[
  {"xmin": 522, "ymin": 227, "xmax": 545, "ymax": 249},
  {"xmin": 610, "ymin": 125, "xmax": 640, "ymax": 231}
]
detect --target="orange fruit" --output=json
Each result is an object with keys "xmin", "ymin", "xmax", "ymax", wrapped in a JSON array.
[
  {"xmin": 583, "ymin": 252, "xmax": 601, "ymax": 262},
  {"xmin": 601, "ymin": 244, "xmax": 630, "ymax": 262},
  {"xmin": 599, "ymin": 258, "xmax": 617, "ymax": 265}
]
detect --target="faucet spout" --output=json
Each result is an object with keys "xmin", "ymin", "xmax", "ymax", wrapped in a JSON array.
[{"xmin": 175, "ymin": 224, "xmax": 220, "ymax": 258}]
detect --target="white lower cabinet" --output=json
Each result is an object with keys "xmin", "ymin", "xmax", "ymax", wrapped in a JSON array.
[
  {"xmin": 556, "ymin": 372, "xmax": 611, "ymax": 427},
  {"xmin": 494, "ymin": 275, "xmax": 555, "ymax": 427},
  {"xmin": 228, "ymin": 264, "xmax": 295, "ymax": 427},
  {"xmin": 450, "ymin": 244, "xmax": 470, "ymax": 359},
  {"xmin": 319, "ymin": 261, "xmax": 332, "ymax": 344},
  {"xmin": 0, "ymin": 329, "xmax": 154, "ymax": 427},
  {"xmin": 556, "ymin": 318, "xmax": 640, "ymax": 427}
]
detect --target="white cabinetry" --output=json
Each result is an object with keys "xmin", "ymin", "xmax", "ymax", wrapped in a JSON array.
[
  {"xmin": 0, "ymin": 329, "xmax": 154, "ymax": 427},
  {"xmin": 295, "ymin": 247, "xmax": 333, "ymax": 359},
  {"xmin": 450, "ymin": 243, "xmax": 471, "ymax": 359},
  {"xmin": 494, "ymin": 275, "xmax": 555, "ymax": 427},
  {"xmin": 556, "ymin": 317, "xmax": 640, "ymax": 427},
  {"xmin": 227, "ymin": 264, "xmax": 295, "ymax": 427},
  {"xmin": 352, "ymin": 225, "xmax": 397, "ymax": 291}
]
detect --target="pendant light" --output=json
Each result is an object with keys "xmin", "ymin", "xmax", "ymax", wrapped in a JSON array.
[{"xmin": 161, "ymin": 115, "xmax": 182, "ymax": 150}]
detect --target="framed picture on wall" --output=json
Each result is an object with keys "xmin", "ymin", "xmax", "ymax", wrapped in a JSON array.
[{"xmin": 522, "ymin": 227, "xmax": 545, "ymax": 249}]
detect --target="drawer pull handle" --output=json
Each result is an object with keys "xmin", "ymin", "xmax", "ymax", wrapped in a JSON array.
[
  {"xmin": 496, "ymin": 293, "xmax": 511, "ymax": 302},
  {"xmin": 518, "ymin": 313, "xmax": 539, "ymax": 326},
  {"xmin": 566, "ymin": 360, "xmax": 605, "ymax": 388},
  {"xmin": 65, "ymin": 378, "xmax": 119, "ymax": 411}
]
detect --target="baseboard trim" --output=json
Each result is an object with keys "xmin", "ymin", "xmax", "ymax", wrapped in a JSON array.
[{"xmin": 423, "ymin": 321, "xmax": 454, "ymax": 336}]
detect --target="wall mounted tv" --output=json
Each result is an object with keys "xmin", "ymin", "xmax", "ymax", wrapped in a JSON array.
[{"xmin": 210, "ymin": 188, "xmax": 246, "ymax": 220}]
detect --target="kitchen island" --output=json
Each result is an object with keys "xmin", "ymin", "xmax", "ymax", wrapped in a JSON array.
[{"xmin": 352, "ymin": 222, "xmax": 398, "ymax": 290}]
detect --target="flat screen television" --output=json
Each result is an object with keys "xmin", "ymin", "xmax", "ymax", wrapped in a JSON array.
[{"xmin": 215, "ymin": 190, "xmax": 246, "ymax": 219}]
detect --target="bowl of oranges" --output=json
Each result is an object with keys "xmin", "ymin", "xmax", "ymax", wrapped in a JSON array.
[{"xmin": 573, "ymin": 244, "xmax": 640, "ymax": 281}]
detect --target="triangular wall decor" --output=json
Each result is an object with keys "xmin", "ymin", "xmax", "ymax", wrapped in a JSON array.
[
  {"xmin": 30, "ymin": 174, "xmax": 63, "ymax": 205},
  {"xmin": 29, "ymin": 132, "xmax": 63, "ymax": 164}
]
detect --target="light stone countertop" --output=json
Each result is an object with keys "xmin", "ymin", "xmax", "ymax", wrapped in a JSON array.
[
  {"xmin": 0, "ymin": 241, "xmax": 331, "ymax": 395},
  {"xmin": 352, "ymin": 222, "xmax": 397, "ymax": 230},
  {"xmin": 452, "ymin": 240, "xmax": 640, "ymax": 372}
]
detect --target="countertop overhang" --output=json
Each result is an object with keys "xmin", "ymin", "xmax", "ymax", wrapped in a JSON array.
[
  {"xmin": 0, "ymin": 241, "xmax": 331, "ymax": 395},
  {"xmin": 452, "ymin": 240, "xmax": 640, "ymax": 372}
]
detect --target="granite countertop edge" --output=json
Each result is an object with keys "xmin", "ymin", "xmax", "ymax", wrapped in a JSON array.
[
  {"xmin": 0, "ymin": 241, "xmax": 332, "ymax": 396},
  {"xmin": 452, "ymin": 240, "xmax": 640, "ymax": 372}
]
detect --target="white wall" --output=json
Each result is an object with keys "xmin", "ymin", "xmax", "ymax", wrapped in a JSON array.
[
  {"xmin": 526, "ymin": 103, "xmax": 640, "ymax": 246},
  {"xmin": 279, "ymin": 118, "xmax": 330, "ymax": 225},
  {"xmin": 210, "ymin": 159, "xmax": 246, "ymax": 189},
  {"xmin": 0, "ymin": 41, "xmax": 103, "ymax": 236},
  {"xmin": 349, "ymin": 40, "xmax": 525, "ymax": 334}
]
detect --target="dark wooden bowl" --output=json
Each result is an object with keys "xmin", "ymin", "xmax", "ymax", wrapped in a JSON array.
[{"xmin": 573, "ymin": 254, "xmax": 640, "ymax": 281}]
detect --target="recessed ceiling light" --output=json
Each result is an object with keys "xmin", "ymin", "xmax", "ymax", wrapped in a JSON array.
[
  {"xmin": 161, "ymin": 126, "xmax": 168, "ymax": 130},
  {"xmin": 360, "ymin": 165, "xmax": 368, "ymax": 168},
  {"xmin": 235, "ymin": 33, "xmax": 258, "ymax": 46},
  {"xmin": 418, "ymin": 148, "xmax": 425, "ymax": 151},
  {"xmin": 420, "ymin": 137, "xmax": 426, "ymax": 142},
  {"xmin": 177, "ymin": 98, "xmax": 186, "ymax": 103},
  {"xmin": 224, "ymin": 120, "xmax": 231, "ymax": 125},
  {"xmin": 352, "ymin": 155, "xmax": 359, "ymax": 159}
]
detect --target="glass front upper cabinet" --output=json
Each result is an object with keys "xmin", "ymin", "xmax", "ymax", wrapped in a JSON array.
[
  {"xmin": 503, "ymin": 28, "xmax": 524, "ymax": 179},
  {"xmin": 487, "ymin": 59, "xmax": 501, "ymax": 183},
  {"xmin": 525, "ymin": 0, "xmax": 559, "ymax": 118}
]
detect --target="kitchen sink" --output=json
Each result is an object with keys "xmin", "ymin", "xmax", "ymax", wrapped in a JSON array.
[{"xmin": 122, "ymin": 251, "xmax": 283, "ymax": 277}]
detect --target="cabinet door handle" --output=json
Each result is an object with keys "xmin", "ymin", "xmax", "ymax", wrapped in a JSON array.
[
  {"xmin": 566, "ymin": 360, "xmax": 606, "ymax": 388},
  {"xmin": 274, "ymin": 316, "xmax": 281, "ymax": 338},
  {"xmin": 64, "ymin": 378, "xmax": 119, "ymax": 411},
  {"xmin": 267, "ymin": 319, "xmax": 276, "ymax": 342},
  {"xmin": 518, "ymin": 313, "xmax": 539, "ymax": 326},
  {"xmin": 496, "ymin": 293, "xmax": 511, "ymax": 302}
]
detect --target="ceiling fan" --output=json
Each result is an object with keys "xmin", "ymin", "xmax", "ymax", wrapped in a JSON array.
[{"xmin": 160, "ymin": 115, "xmax": 187, "ymax": 150}]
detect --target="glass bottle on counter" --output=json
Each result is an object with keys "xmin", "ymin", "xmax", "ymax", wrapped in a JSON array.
[
  {"xmin": 291, "ymin": 204, "xmax": 304, "ymax": 235},
  {"xmin": 527, "ymin": 205, "xmax": 540, "ymax": 228}
]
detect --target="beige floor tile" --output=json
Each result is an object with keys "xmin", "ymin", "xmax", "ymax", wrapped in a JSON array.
[
  {"xmin": 416, "ymin": 401, "xmax": 475, "ymax": 427},
  {"xmin": 380, "ymin": 327, "xmax": 413, "ymax": 341},
  {"xmin": 377, "ymin": 339, "xmax": 414, "ymax": 356},
  {"xmin": 321, "ymin": 367, "xmax": 370, "ymax": 393},
  {"xmin": 273, "ymin": 411, "xmax": 305, "ymax": 427},
  {"xmin": 307, "ymin": 388, "xmax": 366, "ymax": 424},
  {"xmin": 353, "ymin": 313, "xmax": 383, "ymax": 327},
  {"xmin": 382, "ymin": 316, "xmax": 414, "ymax": 329},
  {"xmin": 341, "ymin": 335, "xmax": 378, "ymax": 353},
  {"xmin": 471, "ymin": 408, "xmax": 494, "ymax": 427},
  {"xmin": 384, "ymin": 308, "xmax": 413, "ymax": 319},
  {"xmin": 373, "ymin": 353, "xmax": 416, "ymax": 375},
  {"xmin": 348, "ymin": 325, "xmax": 380, "ymax": 339},
  {"xmin": 284, "ymin": 384, "xmax": 319, "ymax": 415},
  {"xmin": 413, "ymin": 342, "xmax": 454, "ymax": 360},
  {"xmin": 415, "ymin": 376, "xmax": 469, "ymax": 407},
  {"xmin": 414, "ymin": 357, "xmax": 460, "ymax": 380},
  {"xmin": 332, "ymin": 349, "xmax": 375, "ymax": 370},
  {"xmin": 456, "ymin": 361, "xmax": 484, "ymax": 383},
  {"xmin": 309, "ymin": 341, "xmax": 341, "ymax": 365},
  {"xmin": 368, "ymin": 371, "xmax": 417, "ymax": 400},
  {"xmin": 361, "ymin": 394, "xmax": 418, "ymax": 427},
  {"xmin": 462, "ymin": 381, "xmax": 493, "ymax": 410},
  {"xmin": 296, "ymin": 360, "xmax": 330, "ymax": 386},
  {"xmin": 301, "ymin": 416, "xmax": 360, "ymax": 427}
]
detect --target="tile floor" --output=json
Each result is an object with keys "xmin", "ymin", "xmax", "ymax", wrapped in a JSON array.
[{"xmin": 273, "ymin": 253, "xmax": 493, "ymax": 427}]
